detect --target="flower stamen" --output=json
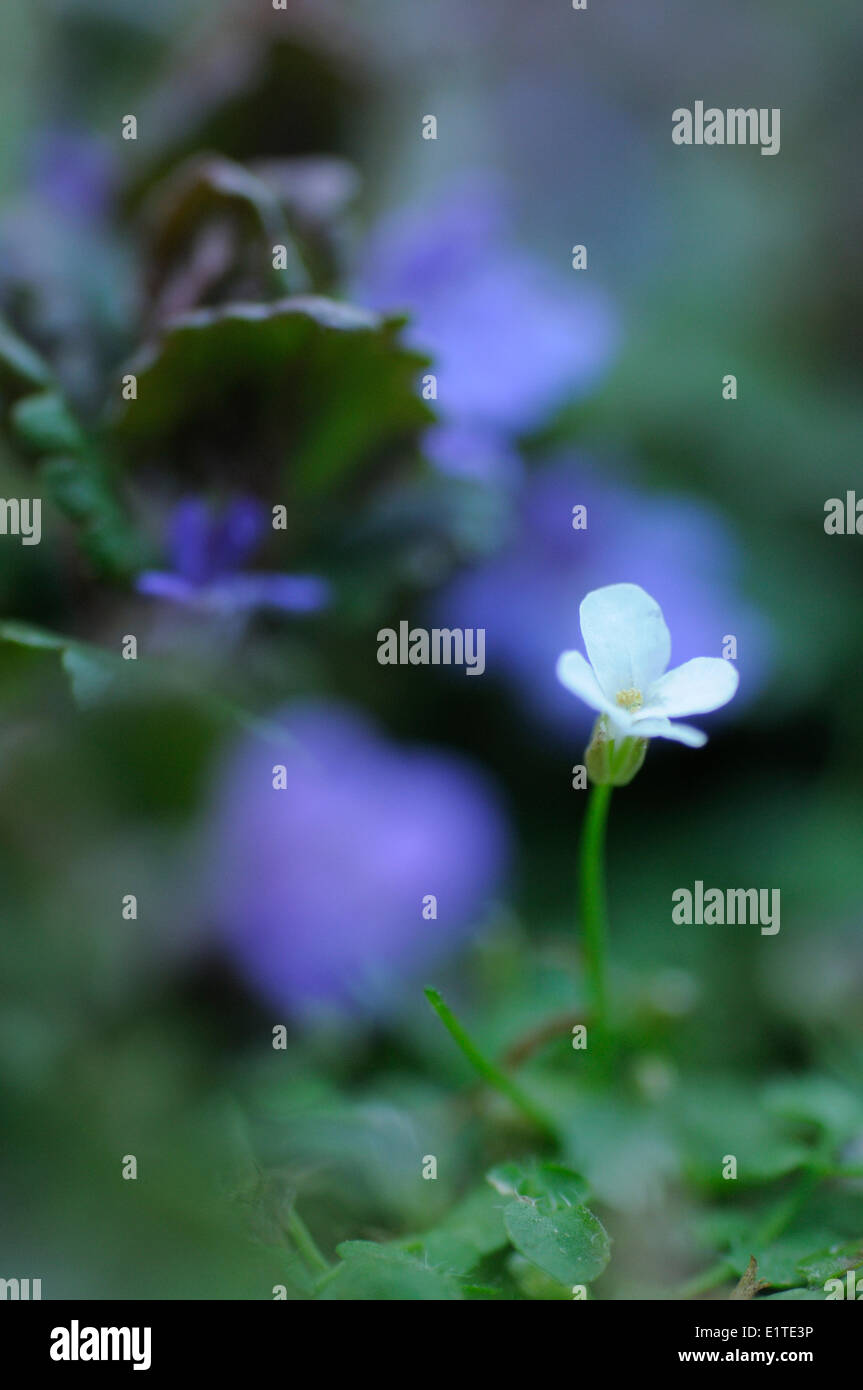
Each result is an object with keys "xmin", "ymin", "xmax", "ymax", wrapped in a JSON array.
[{"xmin": 615, "ymin": 687, "xmax": 643, "ymax": 712}]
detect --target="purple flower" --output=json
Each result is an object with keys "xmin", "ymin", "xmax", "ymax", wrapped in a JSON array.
[
  {"xmin": 136, "ymin": 497, "xmax": 328, "ymax": 616},
  {"xmin": 205, "ymin": 702, "xmax": 510, "ymax": 1016},
  {"xmin": 428, "ymin": 459, "xmax": 773, "ymax": 738},
  {"xmin": 27, "ymin": 129, "xmax": 116, "ymax": 224},
  {"xmin": 354, "ymin": 182, "xmax": 617, "ymax": 480}
]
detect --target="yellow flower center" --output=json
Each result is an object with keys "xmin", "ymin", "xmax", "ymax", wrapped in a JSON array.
[{"xmin": 615, "ymin": 687, "xmax": 643, "ymax": 712}]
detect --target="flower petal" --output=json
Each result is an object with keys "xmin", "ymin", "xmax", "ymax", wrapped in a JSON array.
[
  {"xmin": 642, "ymin": 657, "xmax": 738, "ymax": 719},
  {"xmin": 579, "ymin": 584, "xmax": 671, "ymax": 700},
  {"xmin": 208, "ymin": 573, "xmax": 330, "ymax": 615},
  {"xmin": 169, "ymin": 498, "xmax": 214, "ymax": 584},
  {"xmin": 135, "ymin": 570, "xmax": 198, "ymax": 604},
  {"xmin": 555, "ymin": 650, "xmax": 615, "ymax": 716},
  {"xmin": 212, "ymin": 498, "xmax": 267, "ymax": 574},
  {"xmin": 632, "ymin": 716, "xmax": 707, "ymax": 748}
]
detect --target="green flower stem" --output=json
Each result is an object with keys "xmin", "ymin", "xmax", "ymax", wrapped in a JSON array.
[
  {"xmin": 579, "ymin": 781, "xmax": 613, "ymax": 1041},
  {"xmin": 285, "ymin": 1205, "xmax": 330, "ymax": 1277},
  {"xmin": 424, "ymin": 987, "xmax": 557, "ymax": 1141}
]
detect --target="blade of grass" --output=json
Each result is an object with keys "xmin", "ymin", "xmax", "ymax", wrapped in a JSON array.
[{"xmin": 424, "ymin": 987, "xmax": 557, "ymax": 1141}]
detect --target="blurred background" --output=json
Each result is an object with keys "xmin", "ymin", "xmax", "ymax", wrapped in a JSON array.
[{"xmin": 1, "ymin": 0, "xmax": 862, "ymax": 1300}]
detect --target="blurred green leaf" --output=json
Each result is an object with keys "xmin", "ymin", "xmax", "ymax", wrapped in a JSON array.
[
  {"xmin": 764, "ymin": 1077, "xmax": 863, "ymax": 1149},
  {"xmin": 400, "ymin": 1184, "xmax": 509, "ymax": 1274},
  {"xmin": 727, "ymin": 1231, "xmax": 844, "ymax": 1290},
  {"xmin": 673, "ymin": 1082, "xmax": 812, "ymax": 1186},
  {"xmin": 0, "ymin": 316, "xmax": 53, "ymax": 397},
  {"xmin": 11, "ymin": 392, "xmax": 86, "ymax": 454},
  {"xmin": 797, "ymin": 1242, "xmax": 863, "ymax": 1287},
  {"xmin": 38, "ymin": 454, "xmax": 145, "ymax": 579},
  {"xmin": 507, "ymin": 1252, "xmax": 575, "ymax": 1300},
  {"xmin": 0, "ymin": 620, "xmax": 121, "ymax": 708},
  {"xmin": 763, "ymin": 1288, "xmax": 828, "ymax": 1301},
  {"xmin": 318, "ymin": 1242, "xmax": 463, "ymax": 1301},
  {"xmin": 112, "ymin": 297, "xmax": 432, "ymax": 496}
]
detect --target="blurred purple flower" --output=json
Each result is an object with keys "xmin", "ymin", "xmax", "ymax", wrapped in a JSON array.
[
  {"xmin": 27, "ymin": 129, "xmax": 116, "ymax": 224},
  {"xmin": 354, "ymin": 182, "xmax": 617, "ymax": 480},
  {"xmin": 137, "ymin": 497, "xmax": 328, "ymax": 616},
  {"xmin": 206, "ymin": 702, "xmax": 510, "ymax": 1016},
  {"xmin": 429, "ymin": 459, "xmax": 773, "ymax": 738},
  {"xmin": 0, "ymin": 129, "xmax": 127, "ymax": 405}
]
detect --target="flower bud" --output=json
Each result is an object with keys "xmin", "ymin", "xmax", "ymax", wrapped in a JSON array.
[{"xmin": 585, "ymin": 716, "xmax": 647, "ymax": 787}]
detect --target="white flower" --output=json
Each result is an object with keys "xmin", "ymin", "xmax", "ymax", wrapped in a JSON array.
[{"xmin": 556, "ymin": 583, "xmax": 739, "ymax": 748}]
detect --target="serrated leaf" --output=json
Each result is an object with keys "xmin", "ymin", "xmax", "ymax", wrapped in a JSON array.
[
  {"xmin": 318, "ymin": 1242, "xmax": 462, "ymax": 1301},
  {"xmin": 503, "ymin": 1199, "xmax": 610, "ymax": 1286},
  {"xmin": 112, "ymin": 297, "xmax": 432, "ymax": 497}
]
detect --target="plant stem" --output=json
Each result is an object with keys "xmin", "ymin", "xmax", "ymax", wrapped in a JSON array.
[
  {"xmin": 285, "ymin": 1205, "xmax": 330, "ymax": 1276},
  {"xmin": 579, "ymin": 781, "xmax": 613, "ymax": 1040},
  {"xmin": 673, "ymin": 1258, "xmax": 735, "ymax": 1300},
  {"xmin": 424, "ymin": 987, "xmax": 557, "ymax": 1141}
]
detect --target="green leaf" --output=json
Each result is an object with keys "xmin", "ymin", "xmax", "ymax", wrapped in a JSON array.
[
  {"xmin": 112, "ymin": 297, "xmax": 432, "ymax": 497},
  {"xmin": 11, "ymin": 392, "xmax": 86, "ymax": 454},
  {"xmin": 0, "ymin": 316, "xmax": 53, "ymax": 396},
  {"xmin": 5, "ymin": 385, "xmax": 145, "ymax": 578},
  {"xmin": 317, "ymin": 1242, "xmax": 463, "ymax": 1301},
  {"xmin": 673, "ymin": 1082, "xmax": 811, "ymax": 1186},
  {"xmin": 558, "ymin": 1096, "xmax": 679, "ymax": 1210},
  {"xmin": 487, "ymin": 1160, "xmax": 590, "ymax": 1209},
  {"xmin": 38, "ymin": 455, "xmax": 145, "ymax": 579},
  {"xmin": 797, "ymin": 1242, "xmax": 863, "ymax": 1287},
  {"xmin": 726, "ymin": 1232, "xmax": 862, "ymax": 1291},
  {"xmin": 0, "ymin": 621, "xmax": 122, "ymax": 707},
  {"xmin": 503, "ymin": 1199, "xmax": 610, "ymax": 1286},
  {"xmin": 764, "ymin": 1077, "xmax": 863, "ymax": 1147},
  {"xmin": 60, "ymin": 647, "xmax": 119, "ymax": 707},
  {"xmin": 401, "ymin": 1184, "xmax": 509, "ymax": 1273},
  {"xmin": 507, "ymin": 1252, "xmax": 576, "ymax": 1301},
  {"xmin": 762, "ymin": 1288, "xmax": 828, "ymax": 1300}
]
